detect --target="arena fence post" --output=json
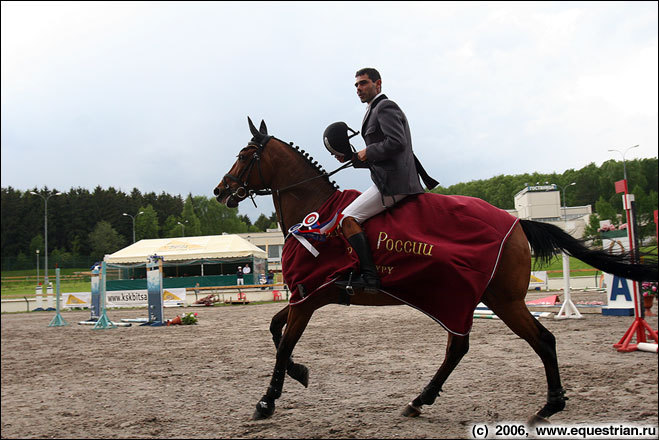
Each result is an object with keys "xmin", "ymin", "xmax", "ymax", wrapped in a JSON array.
[{"xmin": 34, "ymin": 284, "xmax": 44, "ymax": 311}]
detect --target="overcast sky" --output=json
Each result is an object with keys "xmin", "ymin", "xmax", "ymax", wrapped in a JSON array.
[{"xmin": 2, "ymin": 1, "xmax": 657, "ymax": 222}]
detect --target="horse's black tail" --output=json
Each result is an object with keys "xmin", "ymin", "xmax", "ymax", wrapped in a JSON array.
[{"xmin": 519, "ymin": 219, "xmax": 658, "ymax": 282}]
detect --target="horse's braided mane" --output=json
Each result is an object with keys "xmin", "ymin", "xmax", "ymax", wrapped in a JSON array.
[{"xmin": 276, "ymin": 137, "xmax": 341, "ymax": 191}]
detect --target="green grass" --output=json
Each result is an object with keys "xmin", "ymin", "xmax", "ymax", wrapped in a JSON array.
[
  {"xmin": 532, "ymin": 255, "xmax": 599, "ymax": 278},
  {"xmin": 533, "ymin": 245, "xmax": 657, "ymax": 278},
  {"xmin": 2, "ymin": 267, "xmax": 90, "ymax": 277},
  {"xmin": 3, "ymin": 245, "xmax": 655, "ymax": 297},
  {"xmin": 1, "ymin": 267, "xmax": 91, "ymax": 299}
]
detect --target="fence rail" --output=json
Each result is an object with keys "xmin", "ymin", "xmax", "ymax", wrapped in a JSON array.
[
  {"xmin": 185, "ymin": 283, "xmax": 285, "ymax": 291},
  {"xmin": 545, "ymin": 269, "xmax": 600, "ymax": 274},
  {"xmin": 1, "ymin": 274, "xmax": 88, "ymax": 283}
]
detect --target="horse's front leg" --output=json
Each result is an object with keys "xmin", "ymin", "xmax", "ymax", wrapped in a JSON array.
[
  {"xmin": 254, "ymin": 305, "xmax": 313, "ymax": 420},
  {"xmin": 402, "ymin": 333, "xmax": 469, "ymax": 417},
  {"xmin": 270, "ymin": 305, "xmax": 309, "ymax": 388}
]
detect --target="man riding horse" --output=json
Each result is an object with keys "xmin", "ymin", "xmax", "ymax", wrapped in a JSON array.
[
  {"xmin": 213, "ymin": 97, "xmax": 658, "ymax": 423},
  {"xmin": 325, "ymin": 67, "xmax": 438, "ymax": 293}
]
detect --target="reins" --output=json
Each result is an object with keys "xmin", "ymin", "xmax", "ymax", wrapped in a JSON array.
[{"xmin": 276, "ymin": 160, "xmax": 353, "ymax": 193}]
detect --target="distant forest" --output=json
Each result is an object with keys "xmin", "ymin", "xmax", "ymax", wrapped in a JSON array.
[
  {"xmin": 1, "ymin": 187, "xmax": 277, "ymax": 270},
  {"xmin": 430, "ymin": 157, "xmax": 657, "ymax": 243},
  {"xmin": 1, "ymin": 157, "xmax": 657, "ymax": 270}
]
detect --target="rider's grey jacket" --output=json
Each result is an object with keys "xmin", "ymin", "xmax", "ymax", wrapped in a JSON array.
[{"xmin": 357, "ymin": 94, "xmax": 437, "ymax": 196}]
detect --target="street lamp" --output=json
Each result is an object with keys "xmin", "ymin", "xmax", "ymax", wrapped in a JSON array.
[
  {"xmin": 36, "ymin": 249, "xmax": 40, "ymax": 284},
  {"xmin": 30, "ymin": 190, "xmax": 63, "ymax": 286},
  {"xmin": 608, "ymin": 145, "xmax": 639, "ymax": 183},
  {"xmin": 559, "ymin": 182, "xmax": 576, "ymax": 221},
  {"xmin": 123, "ymin": 211, "xmax": 144, "ymax": 243},
  {"xmin": 177, "ymin": 221, "xmax": 187, "ymax": 237}
]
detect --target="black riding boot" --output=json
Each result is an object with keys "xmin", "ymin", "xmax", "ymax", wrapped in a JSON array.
[{"xmin": 337, "ymin": 232, "xmax": 381, "ymax": 293}]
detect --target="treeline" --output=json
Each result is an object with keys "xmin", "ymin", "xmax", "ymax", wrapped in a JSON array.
[
  {"xmin": 2, "ymin": 158, "xmax": 657, "ymax": 271},
  {"xmin": 431, "ymin": 157, "xmax": 657, "ymax": 242},
  {"xmin": 1, "ymin": 186, "xmax": 278, "ymax": 271}
]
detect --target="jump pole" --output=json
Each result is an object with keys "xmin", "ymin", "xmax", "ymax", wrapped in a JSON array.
[
  {"xmin": 637, "ymin": 343, "xmax": 658, "ymax": 354},
  {"xmin": 475, "ymin": 304, "xmax": 552, "ymax": 319},
  {"xmin": 48, "ymin": 267, "xmax": 68, "ymax": 327},
  {"xmin": 554, "ymin": 252, "xmax": 583, "ymax": 320},
  {"xmin": 612, "ymin": 180, "xmax": 658, "ymax": 352}
]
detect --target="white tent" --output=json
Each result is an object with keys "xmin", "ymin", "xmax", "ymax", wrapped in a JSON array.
[{"xmin": 104, "ymin": 234, "xmax": 267, "ymax": 264}]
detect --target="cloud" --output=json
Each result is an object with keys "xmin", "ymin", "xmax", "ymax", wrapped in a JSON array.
[{"xmin": 1, "ymin": 1, "xmax": 657, "ymax": 223}]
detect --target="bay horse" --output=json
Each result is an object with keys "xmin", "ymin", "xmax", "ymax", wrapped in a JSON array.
[{"xmin": 214, "ymin": 118, "xmax": 657, "ymax": 424}]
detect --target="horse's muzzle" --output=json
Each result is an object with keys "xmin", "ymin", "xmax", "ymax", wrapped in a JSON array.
[
  {"xmin": 213, "ymin": 184, "xmax": 231, "ymax": 205},
  {"xmin": 214, "ymin": 184, "xmax": 244, "ymax": 208}
]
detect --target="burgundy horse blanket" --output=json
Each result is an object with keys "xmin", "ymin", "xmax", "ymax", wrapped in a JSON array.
[{"xmin": 282, "ymin": 190, "xmax": 519, "ymax": 335}]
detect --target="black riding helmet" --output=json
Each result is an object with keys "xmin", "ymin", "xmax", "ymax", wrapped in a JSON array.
[{"xmin": 323, "ymin": 122, "xmax": 359, "ymax": 158}]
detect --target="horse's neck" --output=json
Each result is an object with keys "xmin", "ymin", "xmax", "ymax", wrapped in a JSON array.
[
  {"xmin": 268, "ymin": 141, "xmax": 337, "ymax": 232},
  {"xmin": 274, "ymin": 187, "xmax": 337, "ymax": 232}
]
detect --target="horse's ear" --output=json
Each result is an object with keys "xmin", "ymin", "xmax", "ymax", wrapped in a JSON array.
[
  {"xmin": 259, "ymin": 120, "xmax": 268, "ymax": 135},
  {"xmin": 248, "ymin": 117, "xmax": 260, "ymax": 137}
]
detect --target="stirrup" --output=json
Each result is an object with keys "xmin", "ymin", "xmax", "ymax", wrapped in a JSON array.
[
  {"xmin": 336, "ymin": 272, "xmax": 356, "ymax": 295},
  {"xmin": 335, "ymin": 271, "xmax": 381, "ymax": 294}
]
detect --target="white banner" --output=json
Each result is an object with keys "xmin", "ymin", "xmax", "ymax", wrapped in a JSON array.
[
  {"xmin": 529, "ymin": 271, "xmax": 548, "ymax": 290},
  {"xmin": 63, "ymin": 291, "xmax": 91, "ymax": 308},
  {"xmin": 62, "ymin": 288, "xmax": 186, "ymax": 308},
  {"xmin": 603, "ymin": 273, "xmax": 634, "ymax": 309}
]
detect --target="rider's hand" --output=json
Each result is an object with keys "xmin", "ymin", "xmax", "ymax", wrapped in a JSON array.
[{"xmin": 357, "ymin": 148, "xmax": 367, "ymax": 162}]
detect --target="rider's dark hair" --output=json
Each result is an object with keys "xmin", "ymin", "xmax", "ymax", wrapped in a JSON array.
[{"xmin": 355, "ymin": 67, "xmax": 381, "ymax": 82}]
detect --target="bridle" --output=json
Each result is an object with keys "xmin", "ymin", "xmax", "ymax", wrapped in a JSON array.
[
  {"xmin": 220, "ymin": 135, "xmax": 352, "ymax": 233},
  {"xmin": 220, "ymin": 136, "xmax": 274, "ymax": 207}
]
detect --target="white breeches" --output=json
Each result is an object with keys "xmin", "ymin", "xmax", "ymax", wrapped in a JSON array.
[{"xmin": 340, "ymin": 184, "xmax": 408, "ymax": 225}]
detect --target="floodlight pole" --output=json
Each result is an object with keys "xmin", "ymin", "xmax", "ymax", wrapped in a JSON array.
[
  {"xmin": 30, "ymin": 190, "xmax": 63, "ymax": 286},
  {"xmin": 608, "ymin": 145, "xmax": 638, "ymax": 183},
  {"xmin": 123, "ymin": 211, "xmax": 144, "ymax": 243},
  {"xmin": 559, "ymin": 182, "xmax": 576, "ymax": 221}
]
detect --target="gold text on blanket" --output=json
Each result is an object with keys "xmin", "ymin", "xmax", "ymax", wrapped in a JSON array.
[{"xmin": 376, "ymin": 231, "xmax": 434, "ymax": 257}]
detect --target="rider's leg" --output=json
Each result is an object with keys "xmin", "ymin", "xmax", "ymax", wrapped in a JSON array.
[
  {"xmin": 338, "ymin": 185, "xmax": 407, "ymax": 291},
  {"xmin": 341, "ymin": 216, "xmax": 381, "ymax": 290}
]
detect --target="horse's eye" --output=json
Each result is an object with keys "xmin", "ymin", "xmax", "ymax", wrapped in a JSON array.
[{"xmin": 237, "ymin": 154, "xmax": 244, "ymax": 161}]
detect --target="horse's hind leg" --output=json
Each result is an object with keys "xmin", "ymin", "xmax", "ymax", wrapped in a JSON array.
[
  {"xmin": 402, "ymin": 333, "xmax": 469, "ymax": 417},
  {"xmin": 484, "ymin": 297, "xmax": 567, "ymax": 425},
  {"xmin": 270, "ymin": 305, "xmax": 309, "ymax": 387},
  {"xmin": 481, "ymin": 222, "xmax": 567, "ymax": 424}
]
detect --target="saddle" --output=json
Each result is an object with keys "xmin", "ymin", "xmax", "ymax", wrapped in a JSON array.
[{"xmin": 283, "ymin": 189, "xmax": 518, "ymax": 335}]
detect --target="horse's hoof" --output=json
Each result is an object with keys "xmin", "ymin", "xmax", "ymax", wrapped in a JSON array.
[
  {"xmin": 527, "ymin": 413, "xmax": 550, "ymax": 426},
  {"xmin": 252, "ymin": 399, "xmax": 275, "ymax": 420},
  {"xmin": 288, "ymin": 363, "xmax": 309, "ymax": 388},
  {"xmin": 401, "ymin": 403, "xmax": 422, "ymax": 418}
]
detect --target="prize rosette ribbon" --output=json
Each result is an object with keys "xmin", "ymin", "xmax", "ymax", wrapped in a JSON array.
[{"xmin": 288, "ymin": 211, "xmax": 344, "ymax": 257}]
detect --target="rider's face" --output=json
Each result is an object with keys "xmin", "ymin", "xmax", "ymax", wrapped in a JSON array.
[{"xmin": 355, "ymin": 74, "xmax": 381, "ymax": 104}]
